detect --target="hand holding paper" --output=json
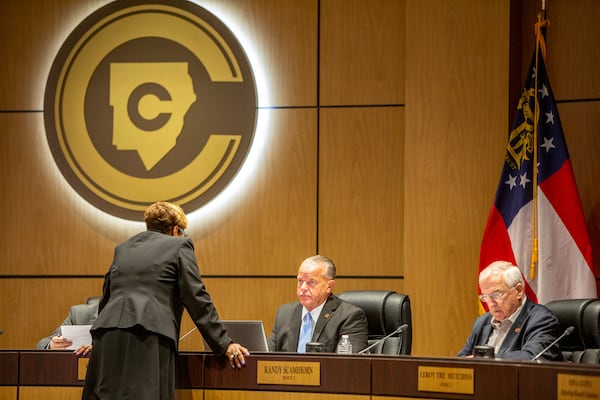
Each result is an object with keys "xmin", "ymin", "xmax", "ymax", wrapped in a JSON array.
[
  {"xmin": 49, "ymin": 335, "xmax": 73, "ymax": 350},
  {"xmin": 60, "ymin": 325, "xmax": 92, "ymax": 351}
]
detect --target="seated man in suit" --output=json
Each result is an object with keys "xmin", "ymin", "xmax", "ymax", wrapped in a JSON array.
[
  {"xmin": 36, "ymin": 296, "xmax": 100, "ymax": 355},
  {"xmin": 458, "ymin": 261, "xmax": 562, "ymax": 361},
  {"xmin": 268, "ymin": 255, "xmax": 368, "ymax": 353}
]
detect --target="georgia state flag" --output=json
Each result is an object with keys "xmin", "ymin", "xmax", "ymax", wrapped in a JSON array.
[{"xmin": 479, "ymin": 46, "xmax": 596, "ymax": 304}]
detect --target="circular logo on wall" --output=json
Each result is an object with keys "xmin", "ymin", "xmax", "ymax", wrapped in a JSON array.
[{"xmin": 44, "ymin": 0, "xmax": 257, "ymax": 220}]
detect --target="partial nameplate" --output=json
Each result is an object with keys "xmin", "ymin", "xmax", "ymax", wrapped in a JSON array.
[
  {"xmin": 557, "ymin": 373, "xmax": 600, "ymax": 400},
  {"xmin": 418, "ymin": 366, "xmax": 474, "ymax": 395},
  {"xmin": 257, "ymin": 361, "xmax": 320, "ymax": 386}
]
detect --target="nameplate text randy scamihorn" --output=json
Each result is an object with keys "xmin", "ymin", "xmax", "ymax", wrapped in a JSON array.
[{"xmin": 257, "ymin": 361, "xmax": 320, "ymax": 386}]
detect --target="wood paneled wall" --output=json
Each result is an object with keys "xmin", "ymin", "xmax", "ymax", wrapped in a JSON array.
[
  {"xmin": 0, "ymin": 0, "xmax": 598, "ymax": 359},
  {"xmin": 404, "ymin": 0, "xmax": 512, "ymax": 356}
]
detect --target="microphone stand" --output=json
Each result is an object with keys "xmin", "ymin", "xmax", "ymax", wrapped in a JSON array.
[
  {"xmin": 358, "ymin": 324, "xmax": 408, "ymax": 355},
  {"xmin": 179, "ymin": 326, "xmax": 198, "ymax": 342},
  {"xmin": 531, "ymin": 326, "xmax": 574, "ymax": 361}
]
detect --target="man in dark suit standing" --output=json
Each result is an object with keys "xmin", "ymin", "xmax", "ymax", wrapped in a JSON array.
[
  {"xmin": 82, "ymin": 202, "xmax": 248, "ymax": 400},
  {"xmin": 268, "ymin": 255, "xmax": 368, "ymax": 353},
  {"xmin": 36, "ymin": 296, "xmax": 101, "ymax": 355},
  {"xmin": 458, "ymin": 260, "xmax": 562, "ymax": 361}
]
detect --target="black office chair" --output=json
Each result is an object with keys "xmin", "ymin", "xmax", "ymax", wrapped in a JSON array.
[
  {"xmin": 338, "ymin": 290, "xmax": 412, "ymax": 355},
  {"xmin": 581, "ymin": 299, "xmax": 600, "ymax": 348},
  {"xmin": 545, "ymin": 298, "xmax": 600, "ymax": 363},
  {"xmin": 571, "ymin": 349, "xmax": 600, "ymax": 363}
]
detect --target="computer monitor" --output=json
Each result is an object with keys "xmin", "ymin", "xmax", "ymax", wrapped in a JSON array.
[{"xmin": 203, "ymin": 320, "xmax": 269, "ymax": 352}]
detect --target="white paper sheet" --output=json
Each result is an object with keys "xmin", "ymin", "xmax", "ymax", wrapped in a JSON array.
[{"xmin": 60, "ymin": 324, "xmax": 92, "ymax": 350}]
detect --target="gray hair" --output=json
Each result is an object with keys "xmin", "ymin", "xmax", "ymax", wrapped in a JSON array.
[
  {"xmin": 303, "ymin": 255, "xmax": 336, "ymax": 279},
  {"xmin": 479, "ymin": 260, "xmax": 524, "ymax": 288}
]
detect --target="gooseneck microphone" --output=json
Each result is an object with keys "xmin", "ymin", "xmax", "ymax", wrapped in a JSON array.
[
  {"xmin": 531, "ymin": 326, "xmax": 574, "ymax": 361},
  {"xmin": 358, "ymin": 323, "xmax": 409, "ymax": 355}
]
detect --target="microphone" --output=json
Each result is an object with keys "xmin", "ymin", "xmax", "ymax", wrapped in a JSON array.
[
  {"xmin": 358, "ymin": 323, "xmax": 409, "ymax": 355},
  {"xmin": 179, "ymin": 326, "xmax": 198, "ymax": 342},
  {"xmin": 531, "ymin": 326, "xmax": 574, "ymax": 361}
]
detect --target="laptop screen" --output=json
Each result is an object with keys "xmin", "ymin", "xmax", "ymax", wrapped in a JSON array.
[{"xmin": 203, "ymin": 320, "xmax": 269, "ymax": 352}]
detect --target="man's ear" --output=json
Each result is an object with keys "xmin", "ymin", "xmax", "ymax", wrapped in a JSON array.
[{"xmin": 516, "ymin": 282, "xmax": 524, "ymax": 299}]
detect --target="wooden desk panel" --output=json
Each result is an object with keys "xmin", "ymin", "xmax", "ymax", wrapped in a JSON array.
[
  {"xmin": 519, "ymin": 361, "xmax": 600, "ymax": 400},
  {"xmin": 372, "ymin": 356, "xmax": 519, "ymax": 400},
  {"xmin": 19, "ymin": 351, "xmax": 82, "ymax": 386},
  {"xmin": 6, "ymin": 350, "xmax": 600, "ymax": 399},
  {"xmin": 16, "ymin": 351, "xmax": 206, "ymax": 388},
  {"xmin": 204, "ymin": 353, "xmax": 371, "ymax": 394},
  {"xmin": 0, "ymin": 352, "xmax": 18, "ymax": 385},
  {"xmin": 204, "ymin": 391, "xmax": 368, "ymax": 400},
  {"xmin": 175, "ymin": 352, "xmax": 204, "ymax": 388},
  {"xmin": 0, "ymin": 387, "xmax": 17, "ymax": 400},
  {"xmin": 18, "ymin": 387, "xmax": 83, "ymax": 400}
]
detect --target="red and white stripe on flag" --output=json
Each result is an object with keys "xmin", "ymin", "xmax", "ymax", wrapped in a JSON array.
[{"xmin": 479, "ymin": 40, "xmax": 596, "ymax": 305}]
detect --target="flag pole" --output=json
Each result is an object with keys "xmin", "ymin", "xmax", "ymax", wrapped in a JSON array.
[
  {"xmin": 529, "ymin": 14, "xmax": 540, "ymax": 280},
  {"xmin": 530, "ymin": 3, "xmax": 549, "ymax": 280}
]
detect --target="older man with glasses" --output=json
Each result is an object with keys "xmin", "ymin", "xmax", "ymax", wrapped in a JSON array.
[{"xmin": 457, "ymin": 260, "xmax": 562, "ymax": 361}]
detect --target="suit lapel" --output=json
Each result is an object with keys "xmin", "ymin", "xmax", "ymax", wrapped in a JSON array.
[
  {"xmin": 481, "ymin": 322, "xmax": 493, "ymax": 345},
  {"xmin": 290, "ymin": 304, "xmax": 303, "ymax": 351},
  {"xmin": 313, "ymin": 295, "xmax": 339, "ymax": 341}
]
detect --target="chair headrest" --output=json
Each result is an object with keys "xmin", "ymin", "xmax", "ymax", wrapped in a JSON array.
[
  {"xmin": 544, "ymin": 298, "xmax": 598, "ymax": 351},
  {"xmin": 572, "ymin": 349, "xmax": 600, "ymax": 364},
  {"xmin": 337, "ymin": 290, "xmax": 411, "ymax": 335},
  {"xmin": 582, "ymin": 300, "xmax": 600, "ymax": 348},
  {"xmin": 337, "ymin": 290, "xmax": 412, "ymax": 355}
]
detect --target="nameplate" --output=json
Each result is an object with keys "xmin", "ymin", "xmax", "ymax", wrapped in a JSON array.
[
  {"xmin": 557, "ymin": 373, "xmax": 600, "ymax": 400},
  {"xmin": 418, "ymin": 366, "xmax": 474, "ymax": 394},
  {"xmin": 257, "ymin": 361, "xmax": 320, "ymax": 386},
  {"xmin": 78, "ymin": 358, "xmax": 89, "ymax": 381}
]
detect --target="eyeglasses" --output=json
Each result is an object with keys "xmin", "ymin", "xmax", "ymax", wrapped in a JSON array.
[
  {"xmin": 177, "ymin": 226, "xmax": 187, "ymax": 237},
  {"xmin": 479, "ymin": 291, "xmax": 507, "ymax": 302},
  {"xmin": 297, "ymin": 279, "xmax": 319, "ymax": 288}
]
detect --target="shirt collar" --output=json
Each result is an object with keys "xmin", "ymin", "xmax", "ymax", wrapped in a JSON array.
[{"xmin": 302, "ymin": 301, "xmax": 326, "ymax": 322}]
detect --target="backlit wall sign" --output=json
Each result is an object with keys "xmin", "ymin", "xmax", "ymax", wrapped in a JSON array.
[{"xmin": 44, "ymin": 0, "xmax": 258, "ymax": 221}]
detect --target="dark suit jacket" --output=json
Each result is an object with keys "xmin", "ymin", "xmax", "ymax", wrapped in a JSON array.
[
  {"xmin": 268, "ymin": 294, "xmax": 368, "ymax": 353},
  {"xmin": 457, "ymin": 298, "xmax": 562, "ymax": 361},
  {"xmin": 91, "ymin": 230, "xmax": 232, "ymax": 354},
  {"xmin": 36, "ymin": 297, "xmax": 101, "ymax": 349}
]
